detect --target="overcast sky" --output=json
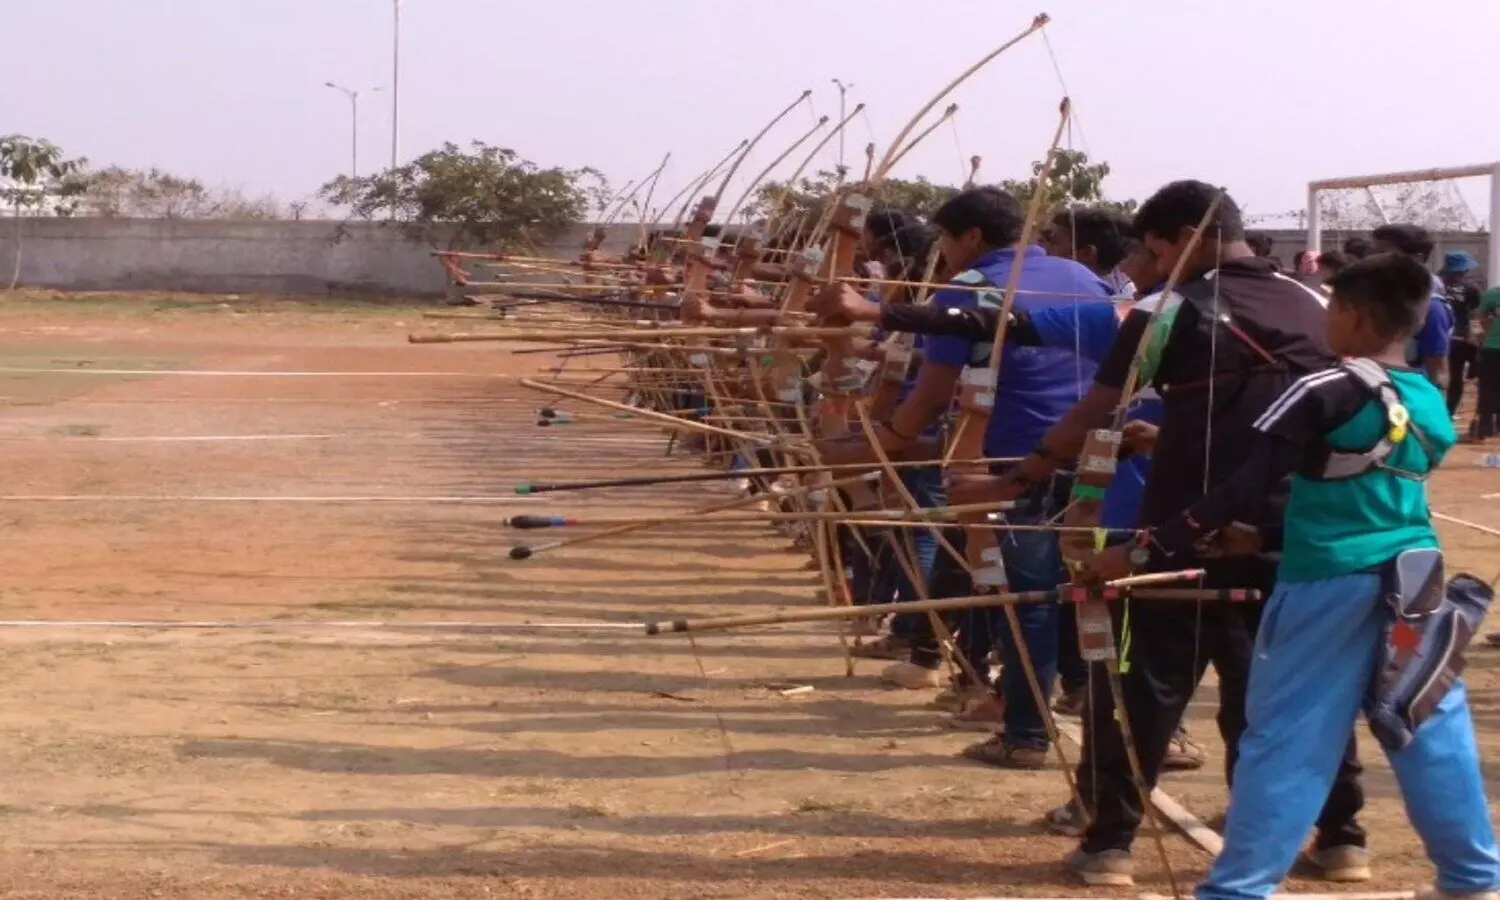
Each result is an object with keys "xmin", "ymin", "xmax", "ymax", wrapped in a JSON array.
[{"xmin": 8, "ymin": 0, "xmax": 1499, "ymax": 223}]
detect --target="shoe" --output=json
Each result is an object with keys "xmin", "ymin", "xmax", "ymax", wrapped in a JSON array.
[
  {"xmin": 1053, "ymin": 685, "xmax": 1087, "ymax": 717},
  {"xmin": 929, "ymin": 682, "xmax": 987, "ymax": 713},
  {"xmin": 960, "ymin": 734, "xmax": 1047, "ymax": 770},
  {"xmin": 851, "ymin": 635, "xmax": 909, "ymax": 660},
  {"xmin": 945, "ymin": 694, "xmax": 1006, "ymax": 732},
  {"xmin": 1163, "ymin": 728, "xmax": 1206, "ymax": 771},
  {"xmin": 1304, "ymin": 844, "xmax": 1373, "ymax": 883},
  {"xmin": 1042, "ymin": 800, "xmax": 1089, "ymax": 838},
  {"xmin": 1416, "ymin": 889, "xmax": 1500, "ymax": 900},
  {"xmin": 1064, "ymin": 847, "xmax": 1134, "ymax": 887},
  {"xmin": 844, "ymin": 617, "xmax": 883, "ymax": 638},
  {"xmin": 880, "ymin": 661, "xmax": 941, "ymax": 690}
]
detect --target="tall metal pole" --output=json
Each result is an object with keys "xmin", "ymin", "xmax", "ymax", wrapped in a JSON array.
[
  {"xmin": 831, "ymin": 79, "xmax": 852, "ymax": 176},
  {"xmin": 325, "ymin": 82, "xmax": 374, "ymax": 178},
  {"xmin": 390, "ymin": 0, "xmax": 402, "ymax": 218},
  {"xmin": 390, "ymin": 0, "xmax": 402, "ymax": 174},
  {"xmin": 350, "ymin": 92, "xmax": 359, "ymax": 177}
]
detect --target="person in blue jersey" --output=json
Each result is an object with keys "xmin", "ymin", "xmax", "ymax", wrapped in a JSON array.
[
  {"xmin": 1371, "ymin": 223, "xmax": 1453, "ymax": 388},
  {"xmin": 1083, "ymin": 252, "xmax": 1500, "ymax": 900},
  {"xmin": 814, "ymin": 186, "xmax": 1112, "ymax": 767}
]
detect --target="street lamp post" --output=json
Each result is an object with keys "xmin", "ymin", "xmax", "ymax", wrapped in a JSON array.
[
  {"xmin": 325, "ymin": 82, "xmax": 381, "ymax": 178},
  {"xmin": 391, "ymin": 0, "xmax": 402, "ymax": 174},
  {"xmin": 831, "ymin": 79, "xmax": 853, "ymax": 176}
]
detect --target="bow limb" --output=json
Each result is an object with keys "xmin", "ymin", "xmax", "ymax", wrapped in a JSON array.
[
  {"xmin": 634, "ymin": 152, "xmax": 673, "ymax": 252},
  {"xmin": 872, "ymin": 103, "xmax": 958, "ymax": 184},
  {"xmin": 720, "ymin": 116, "xmax": 829, "ymax": 237},
  {"xmin": 654, "ymin": 139, "xmax": 750, "ymax": 248},
  {"xmin": 963, "ymin": 155, "xmax": 983, "ymax": 190},
  {"xmin": 870, "ymin": 13, "xmax": 1049, "ymax": 182},
  {"xmin": 760, "ymin": 103, "xmax": 869, "ymax": 238},
  {"xmin": 704, "ymin": 90, "xmax": 815, "ymax": 215}
]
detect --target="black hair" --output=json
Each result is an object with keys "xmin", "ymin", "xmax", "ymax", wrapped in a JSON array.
[
  {"xmin": 1327, "ymin": 251, "xmax": 1433, "ymax": 339},
  {"xmin": 1246, "ymin": 230, "xmax": 1275, "ymax": 257},
  {"xmin": 930, "ymin": 187, "xmax": 1023, "ymax": 247},
  {"xmin": 1342, "ymin": 236, "xmax": 1372, "ymax": 260},
  {"xmin": 1053, "ymin": 206, "xmax": 1137, "ymax": 270},
  {"xmin": 1370, "ymin": 223, "xmax": 1434, "ymax": 263},
  {"xmin": 1293, "ymin": 249, "xmax": 1315, "ymax": 269},
  {"xmin": 890, "ymin": 222, "xmax": 936, "ymax": 269},
  {"xmin": 1317, "ymin": 250, "xmax": 1348, "ymax": 273},
  {"xmin": 893, "ymin": 223, "xmax": 940, "ymax": 302},
  {"xmin": 1132, "ymin": 180, "xmax": 1245, "ymax": 244},
  {"xmin": 864, "ymin": 206, "xmax": 913, "ymax": 244}
]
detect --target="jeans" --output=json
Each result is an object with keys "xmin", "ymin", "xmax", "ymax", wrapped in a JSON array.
[
  {"xmin": 843, "ymin": 467, "xmax": 945, "ymax": 631},
  {"xmin": 889, "ymin": 467, "xmax": 945, "ymax": 641},
  {"xmin": 960, "ymin": 479, "xmax": 1068, "ymax": 750},
  {"xmin": 1197, "ymin": 574, "xmax": 1500, "ymax": 900}
]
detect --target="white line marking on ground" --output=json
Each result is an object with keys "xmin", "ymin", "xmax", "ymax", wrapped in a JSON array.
[
  {"xmin": 89, "ymin": 434, "xmax": 336, "ymax": 443},
  {"xmin": 0, "ymin": 367, "xmax": 518, "ymax": 378},
  {"xmin": 0, "ymin": 620, "xmax": 641, "ymax": 630},
  {"xmin": 0, "ymin": 495, "xmax": 551, "ymax": 504}
]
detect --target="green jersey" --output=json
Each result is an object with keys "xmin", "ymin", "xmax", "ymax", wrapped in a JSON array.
[
  {"xmin": 1254, "ymin": 363, "xmax": 1454, "ymax": 582},
  {"xmin": 1480, "ymin": 287, "xmax": 1500, "ymax": 350}
]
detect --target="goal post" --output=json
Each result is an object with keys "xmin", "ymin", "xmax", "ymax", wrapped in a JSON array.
[{"xmin": 1306, "ymin": 162, "xmax": 1500, "ymax": 285}]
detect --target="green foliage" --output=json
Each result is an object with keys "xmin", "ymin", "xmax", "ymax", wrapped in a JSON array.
[
  {"xmin": 73, "ymin": 166, "xmax": 284, "ymax": 219},
  {"xmin": 320, "ymin": 141, "xmax": 608, "ymax": 250},
  {"xmin": 998, "ymin": 149, "xmax": 1135, "ymax": 215},
  {"xmin": 0, "ymin": 135, "xmax": 87, "ymax": 215},
  {"xmin": 747, "ymin": 169, "xmax": 962, "ymax": 231},
  {"xmin": 747, "ymin": 151, "xmax": 1132, "ymax": 234}
]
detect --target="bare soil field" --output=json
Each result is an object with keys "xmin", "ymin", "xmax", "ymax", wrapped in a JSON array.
[{"xmin": 0, "ymin": 289, "xmax": 1496, "ymax": 900}]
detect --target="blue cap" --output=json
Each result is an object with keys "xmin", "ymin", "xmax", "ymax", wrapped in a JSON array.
[{"xmin": 1442, "ymin": 250, "xmax": 1479, "ymax": 273}]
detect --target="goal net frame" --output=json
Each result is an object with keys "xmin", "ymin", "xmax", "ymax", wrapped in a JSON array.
[{"xmin": 1306, "ymin": 162, "xmax": 1500, "ymax": 285}]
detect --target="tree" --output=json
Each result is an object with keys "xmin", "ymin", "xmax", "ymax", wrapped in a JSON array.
[
  {"xmin": 72, "ymin": 166, "xmax": 285, "ymax": 219},
  {"xmin": 0, "ymin": 135, "xmax": 87, "ymax": 289},
  {"xmin": 747, "ymin": 169, "xmax": 962, "ymax": 231},
  {"xmin": 319, "ymin": 141, "xmax": 608, "ymax": 250},
  {"xmin": 998, "ymin": 149, "xmax": 1135, "ymax": 216}
]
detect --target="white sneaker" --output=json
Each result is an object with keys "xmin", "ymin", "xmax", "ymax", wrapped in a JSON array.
[{"xmin": 879, "ymin": 661, "xmax": 941, "ymax": 689}]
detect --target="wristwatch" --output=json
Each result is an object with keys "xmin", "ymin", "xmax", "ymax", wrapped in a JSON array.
[{"xmin": 1126, "ymin": 532, "xmax": 1154, "ymax": 569}]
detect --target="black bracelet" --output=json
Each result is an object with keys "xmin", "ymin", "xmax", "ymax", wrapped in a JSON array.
[
  {"xmin": 880, "ymin": 419, "xmax": 919, "ymax": 442},
  {"xmin": 1031, "ymin": 442, "xmax": 1064, "ymax": 464}
]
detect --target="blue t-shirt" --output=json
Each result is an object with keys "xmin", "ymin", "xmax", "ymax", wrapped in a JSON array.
[
  {"xmin": 1022, "ymin": 297, "xmax": 1159, "ymax": 529},
  {"xmin": 923, "ymin": 246, "xmax": 1112, "ymax": 457},
  {"xmin": 1407, "ymin": 273, "xmax": 1452, "ymax": 366}
]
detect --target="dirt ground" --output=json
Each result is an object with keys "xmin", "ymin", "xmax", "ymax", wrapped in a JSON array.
[{"xmin": 0, "ymin": 290, "xmax": 1496, "ymax": 900}]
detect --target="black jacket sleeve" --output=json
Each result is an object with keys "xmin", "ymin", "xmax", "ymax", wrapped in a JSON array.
[
  {"xmin": 877, "ymin": 304, "xmax": 1043, "ymax": 345},
  {"xmin": 1147, "ymin": 433, "xmax": 1299, "ymax": 563}
]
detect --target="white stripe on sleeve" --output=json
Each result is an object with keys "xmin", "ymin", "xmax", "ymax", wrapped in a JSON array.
[{"xmin": 1252, "ymin": 368, "xmax": 1348, "ymax": 431}]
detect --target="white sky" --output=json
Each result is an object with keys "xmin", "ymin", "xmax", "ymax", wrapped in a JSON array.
[{"xmin": 7, "ymin": 0, "xmax": 1499, "ymax": 223}]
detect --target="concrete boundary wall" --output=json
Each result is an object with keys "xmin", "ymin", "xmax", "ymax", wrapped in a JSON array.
[{"xmin": 0, "ymin": 218, "xmax": 1488, "ymax": 299}]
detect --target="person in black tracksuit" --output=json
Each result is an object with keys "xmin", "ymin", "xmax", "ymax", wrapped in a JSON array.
[{"xmin": 944, "ymin": 182, "xmax": 1368, "ymax": 887}]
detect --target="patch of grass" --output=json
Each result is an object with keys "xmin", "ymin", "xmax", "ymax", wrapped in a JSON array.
[
  {"xmin": 565, "ymin": 801, "xmax": 615, "ymax": 819},
  {"xmin": 310, "ymin": 599, "xmax": 418, "ymax": 615},
  {"xmin": 51, "ymin": 423, "xmax": 105, "ymax": 437},
  {"xmin": 791, "ymin": 797, "xmax": 848, "ymax": 815}
]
